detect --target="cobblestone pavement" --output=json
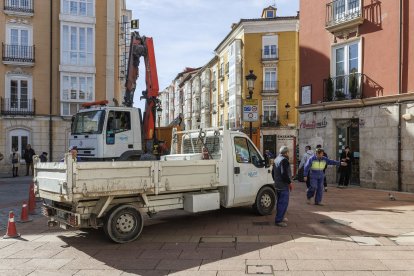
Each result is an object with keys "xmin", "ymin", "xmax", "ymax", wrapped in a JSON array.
[
  {"xmin": 0, "ymin": 176, "xmax": 42, "ymax": 231},
  {"xmin": 0, "ymin": 182, "xmax": 414, "ymax": 275}
]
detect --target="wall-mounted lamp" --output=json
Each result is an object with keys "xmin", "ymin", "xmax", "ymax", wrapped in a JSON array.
[{"xmin": 285, "ymin": 102, "xmax": 291, "ymax": 119}]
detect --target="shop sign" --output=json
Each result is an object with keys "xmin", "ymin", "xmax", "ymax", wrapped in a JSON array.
[{"xmin": 300, "ymin": 117, "xmax": 328, "ymax": 129}]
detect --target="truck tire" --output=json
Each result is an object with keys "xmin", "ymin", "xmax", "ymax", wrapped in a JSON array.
[
  {"xmin": 253, "ymin": 186, "xmax": 276, "ymax": 216},
  {"xmin": 104, "ymin": 205, "xmax": 143, "ymax": 243}
]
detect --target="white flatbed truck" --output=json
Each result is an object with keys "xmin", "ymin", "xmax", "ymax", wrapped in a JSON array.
[{"xmin": 35, "ymin": 128, "xmax": 276, "ymax": 243}]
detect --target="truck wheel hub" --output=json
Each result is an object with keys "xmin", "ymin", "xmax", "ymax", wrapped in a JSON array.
[
  {"xmin": 116, "ymin": 214, "xmax": 135, "ymax": 233},
  {"xmin": 261, "ymin": 194, "xmax": 271, "ymax": 207}
]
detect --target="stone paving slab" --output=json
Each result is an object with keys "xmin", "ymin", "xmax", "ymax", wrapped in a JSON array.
[{"xmin": 0, "ymin": 184, "xmax": 413, "ymax": 275}]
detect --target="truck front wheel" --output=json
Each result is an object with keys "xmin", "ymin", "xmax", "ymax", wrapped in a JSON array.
[
  {"xmin": 253, "ymin": 186, "xmax": 276, "ymax": 216},
  {"xmin": 104, "ymin": 205, "xmax": 143, "ymax": 243}
]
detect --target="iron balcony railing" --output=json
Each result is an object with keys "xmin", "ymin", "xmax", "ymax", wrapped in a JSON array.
[
  {"xmin": 323, "ymin": 73, "xmax": 364, "ymax": 102},
  {"xmin": 261, "ymin": 116, "xmax": 280, "ymax": 127},
  {"xmin": 261, "ymin": 48, "xmax": 278, "ymax": 61},
  {"xmin": 4, "ymin": 0, "xmax": 34, "ymax": 13},
  {"xmin": 262, "ymin": 81, "xmax": 279, "ymax": 93},
  {"xmin": 1, "ymin": 98, "xmax": 35, "ymax": 116},
  {"xmin": 326, "ymin": 0, "xmax": 363, "ymax": 28},
  {"xmin": 2, "ymin": 44, "xmax": 35, "ymax": 63}
]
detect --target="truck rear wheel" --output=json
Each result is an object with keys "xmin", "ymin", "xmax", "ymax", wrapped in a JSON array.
[
  {"xmin": 253, "ymin": 186, "xmax": 276, "ymax": 216},
  {"xmin": 104, "ymin": 205, "xmax": 143, "ymax": 243}
]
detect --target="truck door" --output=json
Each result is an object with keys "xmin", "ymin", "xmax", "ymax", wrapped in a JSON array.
[
  {"xmin": 104, "ymin": 110, "xmax": 133, "ymax": 158},
  {"xmin": 232, "ymin": 135, "xmax": 267, "ymax": 205}
]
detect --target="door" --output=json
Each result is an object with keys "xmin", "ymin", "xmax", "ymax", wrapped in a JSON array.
[
  {"xmin": 232, "ymin": 135, "xmax": 266, "ymax": 205},
  {"xmin": 336, "ymin": 119, "xmax": 360, "ymax": 185},
  {"xmin": 9, "ymin": 79, "xmax": 29, "ymax": 110},
  {"xmin": 263, "ymin": 135, "xmax": 276, "ymax": 158},
  {"xmin": 9, "ymin": 129, "xmax": 30, "ymax": 163},
  {"xmin": 104, "ymin": 110, "xmax": 133, "ymax": 157},
  {"xmin": 9, "ymin": 28, "xmax": 29, "ymax": 59}
]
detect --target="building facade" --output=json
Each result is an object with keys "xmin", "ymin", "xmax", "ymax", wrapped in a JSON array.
[
  {"xmin": 160, "ymin": 6, "xmax": 299, "ymax": 159},
  {"xmin": 0, "ymin": 0, "xmax": 128, "ymax": 173},
  {"xmin": 298, "ymin": 0, "xmax": 414, "ymax": 191}
]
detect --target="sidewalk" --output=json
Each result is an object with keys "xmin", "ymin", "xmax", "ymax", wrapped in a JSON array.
[{"xmin": 0, "ymin": 183, "xmax": 413, "ymax": 275}]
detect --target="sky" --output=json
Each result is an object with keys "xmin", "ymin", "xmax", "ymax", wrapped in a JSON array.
[{"xmin": 125, "ymin": 0, "xmax": 300, "ymax": 109}]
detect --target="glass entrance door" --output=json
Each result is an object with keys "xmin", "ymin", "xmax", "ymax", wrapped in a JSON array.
[
  {"xmin": 336, "ymin": 119, "xmax": 360, "ymax": 185},
  {"xmin": 9, "ymin": 129, "xmax": 30, "ymax": 163}
]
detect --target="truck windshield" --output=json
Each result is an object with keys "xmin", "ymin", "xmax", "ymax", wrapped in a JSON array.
[{"xmin": 72, "ymin": 110, "xmax": 106, "ymax": 135}]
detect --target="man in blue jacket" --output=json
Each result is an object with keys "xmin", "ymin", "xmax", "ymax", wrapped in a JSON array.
[
  {"xmin": 273, "ymin": 146, "xmax": 294, "ymax": 227},
  {"xmin": 304, "ymin": 148, "xmax": 346, "ymax": 205}
]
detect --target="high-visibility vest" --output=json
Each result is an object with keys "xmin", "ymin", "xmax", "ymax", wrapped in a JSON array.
[{"xmin": 311, "ymin": 159, "xmax": 326, "ymax": 171}]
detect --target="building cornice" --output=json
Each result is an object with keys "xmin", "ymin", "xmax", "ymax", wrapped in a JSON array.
[{"xmin": 298, "ymin": 92, "xmax": 414, "ymax": 113}]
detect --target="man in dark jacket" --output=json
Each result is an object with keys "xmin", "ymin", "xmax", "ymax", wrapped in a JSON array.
[
  {"xmin": 23, "ymin": 144, "xmax": 35, "ymax": 176},
  {"xmin": 272, "ymin": 146, "xmax": 294, "ymax": 227}
]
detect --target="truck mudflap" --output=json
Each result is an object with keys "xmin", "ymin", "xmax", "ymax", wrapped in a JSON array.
[{"xmin": 42, "ymin": 204, "xmax": 81, "ymax": 229}]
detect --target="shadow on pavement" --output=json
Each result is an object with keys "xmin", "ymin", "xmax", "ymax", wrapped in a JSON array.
[{"xmin": 47, "ymin": 183, "xmax": 414, "ymax": 275}]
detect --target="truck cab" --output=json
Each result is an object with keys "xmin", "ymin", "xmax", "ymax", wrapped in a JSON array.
[{"xmin": 70, "ymin": 105, "xmax": 143, "ymax": 160}]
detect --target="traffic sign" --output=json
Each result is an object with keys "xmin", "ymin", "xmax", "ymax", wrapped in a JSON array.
[{"xmin": 243, "ymin": 99, "xmax": 258, "ymax": 122}]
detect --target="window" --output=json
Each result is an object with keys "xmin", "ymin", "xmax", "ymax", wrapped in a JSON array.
[
  {"xmin": 266, "ymin": 10, "xmax": 274, "ymax": 18},
  {"xmin": 262, "ymin": 35, "xmax": 278, "ymax": 59},
  {"xmin": 62, "ymin": 25, "xmax": 94, "ymax": 66},
  {"xmin": 72, "ymin": 110, "xmax": 105, "ymax": 134},
  {"xmin": 264, "ymin": 68, "xmax": 277, "ymax": 90},
  {"xmin": 106, "ymin": 111, "xmax": 131, "ymax": 133},
  {"xmin": 263, "ymin": 100, "xmax": 277, "ymax": 123},
  {"xmin": 62, "ymin": 0, "xmax": 94, "ymax": 17},
  {"xmin": 334, "ymin": 0, "xmax": 360, "ymax": 22},
  {"xmin": 332, "ymin": 40, "xmax": 360, "ymax": 96},
  {"xmin": 6, "ymin": 25, "xmax": 32, "ymax": 59},
  {"xmin": 5, "ymin": 75, "xmax": 32, "ymax": 110},
  {"xmin": 61, "ymin": 74, "xmax": 94, "ymax": 116},
  {"xmin": 234, "ymin": 137, "xmax": 264, "ymax": 167}
]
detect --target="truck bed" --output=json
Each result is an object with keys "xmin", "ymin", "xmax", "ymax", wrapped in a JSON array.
[{"xmin": 35, "ymin": 156, "xmax": 221, "ymax": 203}]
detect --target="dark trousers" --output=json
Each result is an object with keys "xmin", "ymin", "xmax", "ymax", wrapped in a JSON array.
[
  {"xmin": 12, "ymin": 166, "xmax": 18, "ymax": 177},
  {"xmin": 275, "ymin": 188, "xmax": 290, "ymax": 223},
  {"xmin": 338, "ymin": 167, "xmax": 351, "ymax": 186},
  {"xmin": 26, "ymin": 162, "xmax": 34, "ymax": 176}
]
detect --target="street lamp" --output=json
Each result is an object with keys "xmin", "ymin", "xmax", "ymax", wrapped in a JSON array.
[
  {"xmin": 245, "ymin": 70, "xmax": 257, "ymax": 99},
  {"xmin": 285, "ymin": 102, "xmax": 291, "ymax": 119},
  {"xmin": 245, "ymin": 70, "xmax": 257, "ymax": 139},
  {"xmin": 157, "ymin": 106, "xmax": 162, "ymax": 127}
]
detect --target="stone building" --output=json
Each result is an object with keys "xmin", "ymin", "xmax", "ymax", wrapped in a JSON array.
[
  {"xmin": 0, "ymin": 0, "xmax": 130, "ymax": 173},
  {"xmin": 298, "ymin": 0, "xmax": 414, "ymax": 191}
]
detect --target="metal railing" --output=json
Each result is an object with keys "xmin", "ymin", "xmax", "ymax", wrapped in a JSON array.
[
  {"xmin": 326, "ymin": 0, "xmax": 362, "ymax": 27},
  {"xmin": 1, "ymin": 98, "xmax": 35, "ymax": 116},
  {"xmin": 323, "ymin": 73, "xmax": 364, "ymax": 102},
  {"xmin": 261, "ymin": 115, "xmax": 279, "ymax": 127},
  {"xmin": 4, "ymin": 0, "xmax": 34, "ymax": 13},
  {"xmin": 2, "ymin": 44, "xmax": 35, "ymax": 63},
  {"xmin": 261, "ymin": 48, "xmax": 278, "ymax": 61}
]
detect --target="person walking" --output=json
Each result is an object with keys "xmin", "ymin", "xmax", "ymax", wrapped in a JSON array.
[
  {"xmin": 298, "ymin": 145, "xmax": 313, "ymax": 186},
  {"xmin": 304, "ymin": 148, "xmax": 346, "ymax": 205},
  {"xmin": 9, "ymin": 148, "xmax": 20, "ymax": 177},
  {"xmin": 316, "ymin": 144, "xmax": 329, "ymax": 192},
  {"xmin": 272, "ymin": 146, "xmax": 294, "ymax": 227},
  {"xmin": 338, "ymin": 146, "xmax": 353, "ymax": 188},
  {"xmin": 23, "ymin": 144, "xmax": 35, "ymax": 176}
]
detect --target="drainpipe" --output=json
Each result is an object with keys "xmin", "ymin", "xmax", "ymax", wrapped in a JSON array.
[
  {"xmin": 397, "ymin": 0, "xmax": 403, "ymax": 192},
  {"xmin": 49, "ymin": 0, "xmax": 53, "ymax": 160}
]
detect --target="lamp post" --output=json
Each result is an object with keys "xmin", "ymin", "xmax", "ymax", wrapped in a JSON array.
[
  {"xmin": 245, "ymin": 70, "xmax": 257, "ymax": 139},
  {"xmin": 285, "ymin": 102, "xmax": 291, "ymax": 120}
]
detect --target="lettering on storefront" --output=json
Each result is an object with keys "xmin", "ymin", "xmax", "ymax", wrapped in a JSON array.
[{"xmin": 300, "ymin": 117, "xmax": 328, "ymax": 129}]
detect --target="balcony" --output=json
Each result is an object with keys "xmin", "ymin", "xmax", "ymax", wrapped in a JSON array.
[
  {"xmin": 219, "ymin": 69, "xmax": 224, "ymax": 80},
  {"xmin": 323, "ymin": 73, "xmax": 364, "ymax": 102},
  {"xmin": 211, "ymin": 80, "xmax": 217, "ymax": 90},
  {"xmin": 325, "ymin": 0, "xmax": 364, "ymax": 34},
  {"xmin": 1, "ymin": 98, "xmax": 35, "ymax": 116},
  {"xmin": 2, "ymin": 44, "xmax": 35, "ymax": 66},
  {"xmin": 261, "ymin": 81, "xmax": 279, "ymax": 96},
  {"xmin": 261, "ymin": 49, "xmax": 279, "ymax": 61},
  {"xmin": 261, "ymin": 120, "xmax": 280, "ymax": 128},
  {"xmin": 4, "ymin": 0, "xmax": 34, "ymax": 15}
]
